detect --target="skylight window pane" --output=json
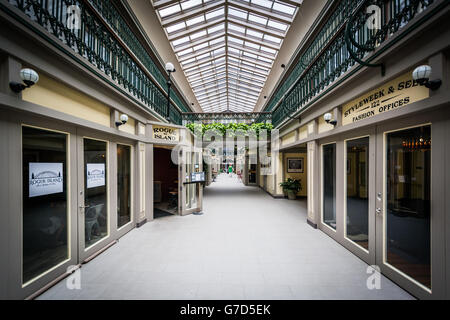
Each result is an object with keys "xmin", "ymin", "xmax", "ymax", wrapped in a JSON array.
[
  {"xmin": 258, "ymin": 56, "xmax": 272, "ymax": 63},
  {"xmin": 228, "ymin": 47, "xmax": 240, "ymax": 55},
  {"xmin": 209, "ymin": 37, "xmax": 224, "ymax": 45},
  {"xmin": 159, "ymin": 4, "xmax": 181, "ymax": 18},
  {"xmin": 197, "ymin": 53, "xmax": 210, "ymax": 60},
  {"xmin": 181, "ymin": 0, "xmax": 202, "ymax": 11},
  {"xmin": 193, "ymin": 42, "xmax": 209, "ymax": 51},
  {"xmin": 228, "ymin": 37, "xmax": 244, "ymax": 45},
  {"xmin": 182, "ymin": 57, "xmax": 196, "ymax": 65},
  {"xmin": 208, "ymin": 24, "xmax": 224, "ymax": 34},
  {"xmin": 243, "ymin": 52, "xmax": 258, "ymax": 59},
  {"xmin": 186, "ymin": 15, "xmax": 205, "ymax": 26},
  {"xmin": 273, "ymin": 2, "xmax": 296, "ymax": 15},
  {"xmin": 245, "ymin": 41, "xmax": 260, "ymax": 50},
  {"xmin": 246, "ymin": 29, "xmax": 263, "ymax": 39},
  {"xmin": 251, "ymin": 0, "xmax": 273, "ymax": 9},
  {"xmin": 213, "ymin": 48, "xmax": 225, "ymax": 56},
  {"xmin": 248, "ymin": 14, "xmax": 267, "ymax": 25},
  {"xmin": 264, "ymin": 34, "xmax": 281, "ymax": 44},
  {"xmin": 229, "ymin": 8, "xmax": 248, "ymax": 19},
  {"xmin": 260, "ymin": 46, "xmax": 277, "ymax": 54},
  {"xmin": 172, "ymin": 36, "xmax": 190, "ymax": 46},
  {"xmin": 205, "ymin": 8, "xmax": 224, "ymax": 20},
  {"xmin": 178, "ymin": 48, "xmax": 193, "ymax": 56},
  {"xmin": 267, "ymin": 20, "xmax": 288, "ymax": 31},
  {"xmin": 228, "ymin": 24, "xmax": 245, "ymax": 34},
  {"xmin": 190, "ymin": 30, "xmax": 206, "ymax": 40},
  {"xmin": 166, "ymin": 22, "xmax": 186, "ymax": 33}
]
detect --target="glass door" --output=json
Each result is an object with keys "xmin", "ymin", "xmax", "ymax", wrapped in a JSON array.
[
  {"xmin": 342, "ymin": 130, "xmax": 376, "ymax": 265},
  {"xmin": 77, "ymin": 137, "xmax": 111, "ymax": 261},
  {"xmin": 22, "ymin": 126, "xmax": 70, "ymax": 286},
  {"xmin": 116, "ymin": 144, "xmax": 133, "ymax": 236},
  {"xmin": 376, "ymin": 124, "xmax": 432, "ymax": 298},
  {"xmin": 180, "ymin": 148, "xmax": 202, "ymax": 215}
]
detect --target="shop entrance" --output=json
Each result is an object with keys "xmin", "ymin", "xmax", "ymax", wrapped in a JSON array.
[
  {"xmin": 317, "ymin": 110, "xmax": 448, "ymax": 299},
  {"xmin": 153, "ymin": 146, "xmax": 179, "ymax": 218},
  {"xmin": 21, "ymin": 122, "xmax": 135, "ymax": 291},
  {"xmin": 76, "ymin": 129, "xmax": 135, "ymax": 262}
]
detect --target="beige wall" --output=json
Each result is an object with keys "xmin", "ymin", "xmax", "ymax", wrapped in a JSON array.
[
  {"xmin": 281, "ymin": 131, "xmax": 296, "ymax": 146},
  {"xmin": 283, "ymin": 152, "xmax": 307, "ymax": 196},
  {"xmin": 126, "ymin": 0, "xmax": 202, "ymax": 112},
  {"xmin": 254, "ymin": 0, "xmax": 327, "ymax": 112},
  {"xmin": 23, "ymin": 73, "xmax": 111, "ymax": 127},
  {"xmin": 22, "ymin": 73, "xmax": 140, "ymax": 132}
]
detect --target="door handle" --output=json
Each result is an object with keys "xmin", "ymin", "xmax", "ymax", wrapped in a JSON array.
[
  {"xmin": 376, "ymin": 208, "xmax": 382, "ymax": 215},
  {"xmin": 79, "ymin": 205, "xmax": 90, "ymax": 212}
]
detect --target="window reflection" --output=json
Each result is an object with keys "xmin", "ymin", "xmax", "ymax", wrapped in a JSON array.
[
  {"xmin": 386, "ymin": 125, "xmax": 431, "ymax": 289},
  {"xmin": 117, "ymin": 144, "xmax": 131, "ymax": 228},
  {"xmin": 22, "ymin": 126, "xmax": 68, "ymax": 284},
  {"xmin": 84, "ymin": 139, "xmax": 108, "ymax": 247},
  {"xmin": 346, "ymin": 137, "xmax": 369, "ymax": 249},
  {"xmin": 323, "ymin": 143, "xmax": 336, "ymax": 229}
]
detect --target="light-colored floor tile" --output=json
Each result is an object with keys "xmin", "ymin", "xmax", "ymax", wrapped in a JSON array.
[{"xmin": 38, "ymin": 174, "xmax": 413, "ymax": 300}]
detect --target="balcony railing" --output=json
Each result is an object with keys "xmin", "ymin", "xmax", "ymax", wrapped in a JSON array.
[
  {"xmin": 265, "ymin": 0, "xmax": 363, "ymax": 113},
  {"xmin": 2, "ymin": 0, "xmax": 186, "ymax": 124},
  {"xmin": 269, "ymin": 0, "xmax": 440, "ymax": 128}
]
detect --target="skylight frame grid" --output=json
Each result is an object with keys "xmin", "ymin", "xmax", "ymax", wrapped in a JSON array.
[{"xmin": 153, "ymin": 0, "xmax": 300, "ymax": 112}]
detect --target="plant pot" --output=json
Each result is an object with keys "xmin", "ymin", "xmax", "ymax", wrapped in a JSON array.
[{"xmin": 287, "ymin": 190, "xmax": 297, "ymax": 200}]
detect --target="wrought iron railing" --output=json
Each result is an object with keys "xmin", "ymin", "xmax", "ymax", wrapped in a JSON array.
[
  {"xmin": 87, "ymin": 0, "xmax": 191, "ymax": 113},
  {"xmin": 2, "ymin": 0, "xmax": 186, "ymax": 124},
  {"xmin": 269, "ymin": 0, "xmax": 439, "ymax": 128},
  {"xmin": 264, "ymin": 0, "xmax": 363, "ymax": 113}
]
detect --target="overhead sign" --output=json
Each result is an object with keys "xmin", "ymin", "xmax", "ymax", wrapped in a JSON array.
[
  {"xmin": 342, "ymin": 70, "xmax": 429, "ymax": 125},
  {"xmin": 86, "ymin": 163, "xmax": 105, "ymax": 189},
  {"xmin": 29, "ymin": 162, "xmax": 63, "ymax": 197},
  {"xmin": 152, "ymin": 125, "xmax": 179, "ymax": 141}
]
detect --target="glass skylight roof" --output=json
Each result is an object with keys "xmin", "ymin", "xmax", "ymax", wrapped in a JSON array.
[{"xmin": 152, "ymin": 0, "xmax": 302, "ymax": 112}]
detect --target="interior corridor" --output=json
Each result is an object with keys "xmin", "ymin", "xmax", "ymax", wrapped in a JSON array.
[{"xmin": 38, "ymin": 174, "xmax": 413, "ymax": 300}]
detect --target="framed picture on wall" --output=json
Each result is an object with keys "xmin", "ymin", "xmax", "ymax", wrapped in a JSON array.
[{"xmin": 287, "ymin": 158, "xmax": 304, "ymax": 173}]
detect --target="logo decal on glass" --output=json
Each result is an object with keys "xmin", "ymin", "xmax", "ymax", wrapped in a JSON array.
[
  {"xmin": 29, "ymin": 162, "xmax": 63, "ymax": 197},
  {"xmin": 86, "ymin": 163, "xmax": 105, "ymax": 189}
]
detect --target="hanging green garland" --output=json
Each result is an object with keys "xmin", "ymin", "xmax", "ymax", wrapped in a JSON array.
[{"xmin": 186, "ymin": 122, "xmax": 273, "ymax": 138}]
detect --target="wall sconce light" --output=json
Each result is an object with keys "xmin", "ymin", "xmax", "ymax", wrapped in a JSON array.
[
  {"xmin": 115, "ymin": 114, "xmax": 128, "ymax": 127},
  {"xmin": 324, "ymin": 112, "xmax": 337, "ymax": 126},
  {"xmin": 10, "ymin": 68, "xmax": 39, "ymax": 93},
  {"xmin": 412, "ymin": 65, "xmax": 441, "ymax": 90}
]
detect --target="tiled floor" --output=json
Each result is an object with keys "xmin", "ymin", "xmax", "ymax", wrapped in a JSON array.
[{"xmin": 37, "ymin": 173, "xmax": 414, "ymax": 300}]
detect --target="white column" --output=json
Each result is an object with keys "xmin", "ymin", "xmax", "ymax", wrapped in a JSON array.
[{"xmin": 307, "ymin": 140, "xmax": 319, "ymax": 228}]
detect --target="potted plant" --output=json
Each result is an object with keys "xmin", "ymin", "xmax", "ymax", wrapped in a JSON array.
[{"xmin": 279, "ymin": 178, "xmax": 302, "ymax": 200}]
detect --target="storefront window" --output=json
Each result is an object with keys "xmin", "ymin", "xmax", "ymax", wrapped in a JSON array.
[
  {"xmin": 22, "ymin": 126, "xmax": 68, "ymax": 284},
  {"xmin": 346, "ymin": 137, "xmax": 369, "ymax": 249},
  {"xmin": 117, "ymin": 144, "xmax": 131, "ymax": 228},
  {"xmin": 322, "ymin": 143, "xmax": 336, "ymax": 229},
  {"xmin": 386, "ymin": 125, "xmax": 431, "ymax": 289},
  {"xmin": 84, "ymin": 139, "xmax": 108, "ymax": 247}
]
